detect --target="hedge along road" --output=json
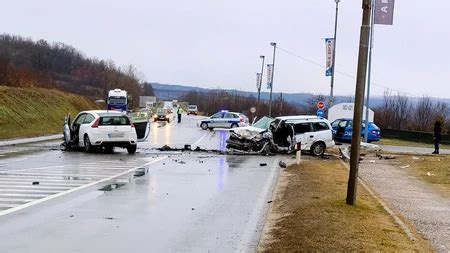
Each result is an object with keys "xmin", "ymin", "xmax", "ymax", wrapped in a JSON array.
[{"xmin": 0, "ymin": 115, "xmax": 281, "ymax": 253}]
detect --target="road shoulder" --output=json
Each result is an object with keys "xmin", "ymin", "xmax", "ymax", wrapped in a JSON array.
[{"xmin": 258, "ymin": 156, "xmax": 432, "ymax": 252}]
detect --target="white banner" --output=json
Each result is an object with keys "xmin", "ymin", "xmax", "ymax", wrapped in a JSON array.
[
  {"xmin": 256, "ymin": 73, "xmax": 262, "ymax": 90},
  {"xmin": 325, "ymin": 38, "xmax": 334, "ymax": 76},
  {"xmin": 267, "ymin": 64, "xmax": 273, "ymax": 89}
]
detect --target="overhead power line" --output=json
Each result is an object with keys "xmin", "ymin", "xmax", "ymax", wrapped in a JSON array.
[{"xmin": 276, "ymin": 46, "xmax": 423, "ymax": 98}]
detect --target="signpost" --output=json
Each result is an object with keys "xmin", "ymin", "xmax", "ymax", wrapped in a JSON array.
[
  {"xmin": 317, "ymin": 101, "xmax": 325, "ymax": 117},
  {"xmin": 316, "ymin": 109, "xmax": 325, "ymax": 117},
  {"xmin": 317, "ymin": 101, "xmax": 325, "ymax": 109}
]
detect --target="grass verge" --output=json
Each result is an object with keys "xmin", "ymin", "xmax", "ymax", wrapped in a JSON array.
[
  {"xmin": 392, "ymin": 154, "xmax": 450, "ymax": 197},
  {"xmin": 0, "ymin": 86, "xmax": 101, "ymax": 140},
  {"xmin": 258, "ymin": 157, "xmax": 432, "ymax": 252},
  {"xmin": 376, "ymin": 137, "xmax": 450, "ymax": 150}
]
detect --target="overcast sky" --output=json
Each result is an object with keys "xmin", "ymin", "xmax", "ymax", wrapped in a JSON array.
[{"xmin": 2, "ymin": 0, "xmax": 449, "ymax": 98}]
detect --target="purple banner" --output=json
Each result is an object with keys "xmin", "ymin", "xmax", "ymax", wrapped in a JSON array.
[{"xmin": 374, "ymin": 0, "xmax": 395, "ymax": 25}]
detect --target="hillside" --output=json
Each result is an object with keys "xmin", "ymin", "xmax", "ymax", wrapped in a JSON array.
[
  {"xmin": 150, "ymin": 82, "xmax": 382, "ymax": 107},
  {"xmin": 0, "ymin": 34, "xmax": 141, "ymax": 102},
  {"xmin": 0, "ymin": 86, "xmax": 101, "ymax": 139}
]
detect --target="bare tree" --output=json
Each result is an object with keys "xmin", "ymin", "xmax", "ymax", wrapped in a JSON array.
[{"xmin": 413, "ymin": 96, "xmax": 434, "ymax": 131}]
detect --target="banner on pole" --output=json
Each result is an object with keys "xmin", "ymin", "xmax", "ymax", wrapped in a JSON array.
[
  {"xmin": 325, "ymin": 38, "xmax": 334, "ymax": 76},
  {"xmin": 374, "ymin": 0, "xmax": 395, "ymax": 25},
  {"xmin": 256, "ymin": 73, "xmax": 262, "ymax": 90},
  {"xmin": 266, "ymin": 64, "xmax": 273, "ymax": 89}
]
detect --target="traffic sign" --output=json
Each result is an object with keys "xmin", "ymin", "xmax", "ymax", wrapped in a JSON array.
[
  {"xmin": 250, "ymin": 107, "xmax": 256, "ymax": 114},
  {"xmin": 317, "ymin": 101, "xmax": 325, "ymax": 109},
  {"xmin": 316, "ymin": 109, "xmax": 325, "ymax": 117}
]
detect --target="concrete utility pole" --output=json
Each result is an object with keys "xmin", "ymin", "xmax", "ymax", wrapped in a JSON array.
[
  {"xmin": 257, "ymin": 55, "xmax": 265, "ymax": 111},
  {"xmin": 269, "ymin": 42, "xmax": 276, "ymax": 117},
  {"xmin": 329, "ymin": 0, "xmax": 341, "ymax": 109},
  {"xmin": 346, "ymin": 0, "xmax": 372, "ymax": 206},
  {"xmin": 364, "ymin": 0, "xmax": 375, "ymax": 142}
]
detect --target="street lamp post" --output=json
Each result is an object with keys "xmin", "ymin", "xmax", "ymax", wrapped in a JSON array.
[
  {"xmin": 269, "ymin": 42, "xmax": 277, "ymax": 117},
  {"xmin": 257, "ymin": 55, "xmax": 265, "ymax": 110},
  {"xmin": 329, "ymin": 0, "xmax": 340, "ymax": 108}
]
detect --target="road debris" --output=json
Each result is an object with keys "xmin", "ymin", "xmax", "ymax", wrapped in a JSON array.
[
  {"xmin": 426, "ymin": 172, "xmax": 435, "ymax": 176},
  {"xmin": 279, "ymin": 161, "xmax": 287, "ymax": 168},
  {"xmin": 32, "ymin": 181, "xmax": 39, "ymax": 185},
  {"xmin": 104, "ymin": 217, "xmax": 115, "ymax": 220},
  {"xmin": 400, "ymin": 165, "xmax": 411, "ymax": 169},
  {"xmin": 134, "ymin": 168, "xmax": 147, "ymax": 177},
  {"xmin": 260, "ymin": 163, "xmax": 268, "ymax": 167}
]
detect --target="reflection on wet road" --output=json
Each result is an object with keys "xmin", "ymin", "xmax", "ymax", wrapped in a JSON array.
[{"xmin": 0, "ymin": 115, "xmax": 280, "ymax": 253}]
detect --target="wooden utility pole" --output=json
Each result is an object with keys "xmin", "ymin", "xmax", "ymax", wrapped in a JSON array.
[{"xmin": 346, "ymin": 0, "xmax": 372, "ymax": 206}]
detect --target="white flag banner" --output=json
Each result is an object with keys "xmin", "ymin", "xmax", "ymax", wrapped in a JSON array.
[
  {"xmin": 374, "ymin": 0, "xmax": 395, "ymax": 25},
  {"xmin": 266, "ymin": 64, "xmax": 273, "ymax": 89},
  {"xmin": 256, "ymin": 73, "xmax": 262, "ymax": 90},
  {"xmin": 325, "ymin": 38, "xmax": 334, "ymax": 76}
]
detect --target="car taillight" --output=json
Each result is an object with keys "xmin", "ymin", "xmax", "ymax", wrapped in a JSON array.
[{"xmin": 91, "ymin": 118, "xmax": 100, "ymax": 128}]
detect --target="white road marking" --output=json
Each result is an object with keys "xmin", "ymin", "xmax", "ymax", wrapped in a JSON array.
[
  {"xmin": 192, "ymin": 131, "xmax": 210, "ymax": 147},
  {"xmin": 0, "ymin": 156, "xmax": 168, "ymax": 217},
  {"xmin": 237, "ymin": 159, "xmax": 281, "ymax": 252}
]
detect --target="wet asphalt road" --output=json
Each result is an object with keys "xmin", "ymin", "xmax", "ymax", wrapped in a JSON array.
[{"xmin": 0, "ymin": 115, "xmax": 281, "ymax": 253}]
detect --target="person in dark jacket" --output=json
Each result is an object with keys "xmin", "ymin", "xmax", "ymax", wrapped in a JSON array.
[{"xmin": 432, "ymin": 120, "xmax": 442, "ymax": 154}]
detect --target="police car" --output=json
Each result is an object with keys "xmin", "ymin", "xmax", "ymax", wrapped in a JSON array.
[{"xmin": 197, "ymin": 110, "xmax": 249, "ymax": 130}]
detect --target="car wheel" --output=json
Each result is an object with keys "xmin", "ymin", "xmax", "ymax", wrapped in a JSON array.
[
  {"xmin": 104, "ymin": 146, "xmax": 114, "ymax": 154},
  {"xmin": 231, "ymin": 123, "xmax": 239, "ymax": 128},
  {"xmin": 84, "ymin": 134, "xmax": 93, "ymax": 153},
  {"xmin": 200, "ymin": 122, "xmax": 208, "ymax": 130},
  {"xmin": 127, "ymin": 145, "xmax": 137, "ymax": 154},
  {"xmin": 311, "ymin": 142, "xmax": 326, "ymax": 156}
]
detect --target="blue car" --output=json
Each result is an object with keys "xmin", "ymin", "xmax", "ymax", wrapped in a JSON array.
[{"xmin": 331, "ymin": 118, "xmax": 381, "ymax": 142}]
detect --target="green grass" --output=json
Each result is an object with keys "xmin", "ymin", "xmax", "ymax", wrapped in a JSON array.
[
  {"xmin": 376, "ymin": 137, "xmax": 450, "ymax": 150},
  {"xmin": 0, "ymin": 86, "xmax": 101, "ymax": 139}
]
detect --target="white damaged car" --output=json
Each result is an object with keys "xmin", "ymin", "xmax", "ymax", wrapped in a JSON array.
[
  {"xmin": 226, "ymin": 116, "xmax": 335, "ymax": 156},
  {"xmin": 62, "ymin": 110, "xmax": 138, "ymax": 154}
]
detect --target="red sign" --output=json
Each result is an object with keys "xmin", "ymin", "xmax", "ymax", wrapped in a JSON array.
[{"xmin": 317, "ymin": 101, "xmax": 325, "ymax": 109}]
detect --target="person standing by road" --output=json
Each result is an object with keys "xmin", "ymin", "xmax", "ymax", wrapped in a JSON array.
[
  {"xmin": 432, "ymin": 120, "xmax": 442, "ymax": 154},
  {"xmin": 177, "ymin": 106, "xmax": 183, "ymax": 123}
]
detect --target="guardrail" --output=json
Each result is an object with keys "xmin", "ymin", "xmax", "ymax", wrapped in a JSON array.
[{"xmin": 381, "ymin": 129, "xmax": 450, "ymax": 144}]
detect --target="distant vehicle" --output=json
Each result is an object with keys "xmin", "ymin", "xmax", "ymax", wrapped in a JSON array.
[
  {"xmin": 107, "ymin": 89, "xmax": 128, "ymax": 111},
  {"xmin": 62, "ymin": 110, "xmax": 137, "ymax": 154},
  {"xmin": 163, "ymin": 101, "xmax": 174, "ymax": 113},
  {"xmin": 227, "ymin": 115, "xmax": 335, "ymax": 156},
  {"xmin": 153, "ymin": 108, "xmax": 171, "ymax": 122},
  {"xmin": 197, "ymin": 110, "xmax": 249, "ymax": 130},
  {"xmin": 187, "ymin": 105, "xmax": 198, "ymax": 115},
  {"xmin": 331, "ymin": 118, "xmax": 381, "ymax": 142}
]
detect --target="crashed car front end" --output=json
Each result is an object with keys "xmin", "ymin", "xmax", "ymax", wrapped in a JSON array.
[{"xmin": 227, "ymin": 127, "xmax": 272, "ymax": 154}]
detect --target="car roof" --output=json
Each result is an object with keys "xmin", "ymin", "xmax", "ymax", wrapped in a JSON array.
[
  {"xmin": 276, "ymin": 115, "xmax": 325, "ymax": 122},
  {"xmin": 79, "ymin": 110, "xmax": 125, "ymax": 116}
]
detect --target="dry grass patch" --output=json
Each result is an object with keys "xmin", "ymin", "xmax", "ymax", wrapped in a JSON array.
[
  {"xmin": 376, "ymin": 138, "xmax": 450, "ymax": 150},
  {"xmin": 258, "ymin": 157, "xmax": 432, "ymax": 252},
  {"xmin": 393, "ymin": 154, "xmax": 450, "ymax": 196}
]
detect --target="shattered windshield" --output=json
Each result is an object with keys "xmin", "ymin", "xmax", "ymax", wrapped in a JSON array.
[{"xmin": 253, "ymin": 116, "xmax": 274, "ymax": 129}]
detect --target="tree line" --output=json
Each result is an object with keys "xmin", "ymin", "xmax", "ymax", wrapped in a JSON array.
[
  {"xmin": 0, "ymin": 34, "xmax": 143, "ymax": 104},
  {"xmin": 180, "ymin": 90, "xmax": 302, "ymax": 117},
  {"xmin": 374, "ymin": 90, "xmax": 449, "ymax": 133}
]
